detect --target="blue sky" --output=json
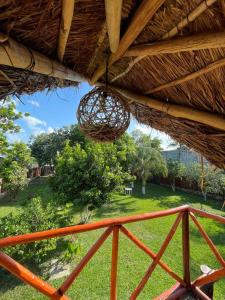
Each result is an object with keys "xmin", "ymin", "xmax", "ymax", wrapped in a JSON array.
[{"xmin": 10, "ymin": 83, "xmax": 172, "ymax": 148}]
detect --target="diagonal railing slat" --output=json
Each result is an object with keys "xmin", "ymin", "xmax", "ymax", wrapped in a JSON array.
[
  {"xmin": 0, "ymin": 252, "xmax": 69, "ymax": 300},
  {"xmin": 120, "ymin": 226, "xmax": 185, "ymax": 285},
  {"xmin": 190, "ymin": 212, "xmax": 225, "ymax": 267},
  {"xmin": 58, "ymin": 227, "xmax": 113, "ymax": 295},
  {"xmin": 0, "ymin": 205, "xmax": 224, "ymax": 299},
  {"xmin": 130, "ymin": 212, "xmax": 183, "ymax": 299}
]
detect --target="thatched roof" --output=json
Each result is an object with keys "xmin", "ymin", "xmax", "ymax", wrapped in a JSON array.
[{"xmin": 0, "ymin": 0, "xmax": 225, "ymax": 168}]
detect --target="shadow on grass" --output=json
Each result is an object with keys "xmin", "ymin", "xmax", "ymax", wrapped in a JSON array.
[
  {"xmin": 132, "ymin": 183, "xmax": 224, "ymax": 215},
  {"xmin": 93, "ymin": 196, "xmax": 136, "ymax": 219}
]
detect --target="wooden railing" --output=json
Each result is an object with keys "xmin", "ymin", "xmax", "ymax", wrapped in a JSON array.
[{"xmin": 0, "ymin": 205, "xmax": 224, "ymax": 299}]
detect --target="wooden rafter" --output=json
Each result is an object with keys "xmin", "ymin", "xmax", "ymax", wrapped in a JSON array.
[
  {"xmin": 105, "ymin": 0, "xmax": 123, "ymax": 53},
  {"xmin": 110, "ymin": 85, "xmax": 225, "ymax": 131},
  {"xmin": 87, "ymin": 22, "xmax": 107, "ymax": 75},
  {"xmin": 145, "ymin": 56, "xmax": 225, "ymax": 94},
  {"xmin": 0, "ymin": 33, "xmax": 86, "ymax": 82},
  {"xmin": 125, "ymin": 32, "xmax": 225, "ymax": 57},
  {"xmin": 57, "ymin": 0, "xmax": 75, "ymax": 62},
  {"xmin": 111, "ymin": 0, "xmax": 217, "ymax": 83},
  {"xmin": 90, "ymin": 0, "xmax": 167, "ymax": 84}
]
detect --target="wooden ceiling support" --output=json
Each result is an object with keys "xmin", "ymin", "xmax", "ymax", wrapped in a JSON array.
[
  {"xmin": 0, "ymin": 33, "xmax": 86, "ymax": 82},
  {"xmin": 145, "ymin": 56, "xmax": 225, "ymax": 94},
  {"xmin": 90, "ymin": 0, "xmax": 167, "ymax": 84},
  {"xmin": 105, "ymin": 0, "xmax": 123, "ymax": 53},
  {"xmin": 111, "ymin": 85, "xmax": 225, "ymax": 131},
  {"xmin": 57, "ymin": 0, "xmax": 75, "ymax": 62},
  {"xmin": 111, "ymin": 0, "xmax": 217, "ymax": 83},
  {"xmin": 125, "ymin": 32, "xmax": 225, "ymax": 57}
]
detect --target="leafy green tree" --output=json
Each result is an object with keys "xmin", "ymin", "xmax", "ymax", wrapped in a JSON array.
[
  {"xmin": 29, "ymin": 125, "xmax": 88, "ymax": 166},
  {"xmin": 167, "ymin": 159, "xmax": 186, "ymax": 191},
  {"xmin": 0, "ymin": 142, "xmax": 32, "ymax": 199},
  {"xmin": 184, "ymin": 163, "xmax": 225, "ymax": 201},
  {"xmin": 51, "ymin": 141, "xmax": 134, "ymax": 207},
  {"xmin": 0, "ymin": 97, "xmax": 27, "ymax": 153},
  {"xmin": 131, "ymin": 130, "xmax": 167, "ymax": 195}
]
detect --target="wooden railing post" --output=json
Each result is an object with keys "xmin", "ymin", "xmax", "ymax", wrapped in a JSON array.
[
  {"xmin": 110, "ymin": 225, "xmax": 120, "ymax": 300},
  {"xmin": 182, "ymin": 210, "xmax": 191, "ymax": 288}
]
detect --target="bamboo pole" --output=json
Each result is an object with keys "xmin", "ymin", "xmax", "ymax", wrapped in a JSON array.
[
  {"xmin": 111, "ymin": 0, "xmax": 217, "ymax": 83},
  {"xmin": 105, "ymin": 0, "xmax": 123, "ymax": 53},
  {"xmin": 57, "ymin": 0, "xmax": 75, "ymax": 62},
  {"xmin": 112, "ymin": 86, "xmax": 225, "ymax": 131},
  {"xmin": 0, "ymin": 33, "xmax": 86, "ymax": 83},
  {"xmin": 87, "ymin": 22, "xmax": 107, "ymax": 75},
  {"xmin": 162, "ymin": 0, "xmax": 217, "ymax": 40},
  {"xmin": 130, "ymin": 213, "xmax": 183, "ymax": 299},
  {"xmin": 0, "ymin": 252, "xmax": 69, "ymax": 300},
  {"xmin": 125, "ymin": 32, "xmax": 225, "ymax": 57},
  {"xmin": 90, "ymin": 0, "xmax": 167, "ymax": 84},
  {"xmin": 145, "ymin": 57, "xmax": 225, "ymax": 94}
]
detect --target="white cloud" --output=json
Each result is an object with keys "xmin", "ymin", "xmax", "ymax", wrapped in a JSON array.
[
  {"xmin": 47, "ymin": 126, "xmax": 54, "ymax": 134},
  {"xmin": 135, "ymin": 124, "xmax": 153, "ymax": 135},
  {"xmin": 132, "ymin": 122, "xmax": 173, "ymax": 149},
  {"xmin": 28, "ymin": 100, "xmax": 40, "ymax": 107},
  {"xmin": 24, "ymin": 116, "xmax": 47, "ymax": 127}
]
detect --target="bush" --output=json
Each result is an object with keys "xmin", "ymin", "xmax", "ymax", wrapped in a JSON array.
[
  {"xmin": 51, "ymin": 142, "xmax": 134, "ymax": 207},
  {"xmin": 0, "ymin": 197, "xmax": 67, "ymax": 269}
]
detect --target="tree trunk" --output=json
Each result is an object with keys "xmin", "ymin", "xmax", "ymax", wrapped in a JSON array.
[
  {"xmin": 142, "ymin": 178, "xmax": 146, "ymax": 195},
  {"xmin": 171, "ymin": 177, "xmax": 176, "ymax": 192},
  {"xmin": 203, "ymin": 191, "xmax": 207, "ymax": 201}
]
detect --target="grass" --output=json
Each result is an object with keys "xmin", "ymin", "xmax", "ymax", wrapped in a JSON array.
[{"xmin": 0, "ymin": 178, "xmax": 224, "ymax": 299}]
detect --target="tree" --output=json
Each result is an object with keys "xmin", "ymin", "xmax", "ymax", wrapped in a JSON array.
[
  {"xmin": 51, "ymin": 141, "xmax": 133, "ymax": 207},
  {"xmin": 167, "ymin": 159, "xmax": 186, "ymax": 191},
  {"xmin": 131, "ymin": 130, "xmax": 167, "ymax": 195},
  {"xmin": 0, "ymin": 97, "xmax": 25, "ymax": 154},
  {"xmin": 29, "ymin": 125, "xmax": 88, "ymax": 166},
  {"xmin": 184, "ymin": 163, "xmax": 225, "ymax": 202},
  {"xmin": 0, "ymin": 142, "xmax": 32, "ymax": 199}
]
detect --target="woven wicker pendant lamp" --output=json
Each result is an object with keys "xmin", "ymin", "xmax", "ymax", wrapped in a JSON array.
[{"xmin": 77, "ymin": 56, "xmax": 130, "ymax": 142}]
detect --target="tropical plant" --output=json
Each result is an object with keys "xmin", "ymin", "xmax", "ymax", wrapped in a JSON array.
[
  {"xmin": 131, "ymin": 130, "xmax": 167, "ymax": 194},
  {"xmin": 0, "ymin": 97, "xmax": 28, "ymax": 153},
  {"xmin": 0, "ymin": 142, "xmax": 32, "ymax": 198},
  {"xmin": 51, "ymin": 141, "xmax": 134, "ymax": 207},
  {"xmin": 166, "ymin": 159, "xmax": 186, "ymax": 191}
]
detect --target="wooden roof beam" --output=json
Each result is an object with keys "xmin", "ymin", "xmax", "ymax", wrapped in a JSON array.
[
  {"xmin": 105, "ymin": 0, "xmax": 123, "ymax": 53},
  {"xmin": 57, "ymin": 0, "xmax": 75, "ymax": 62},
  {"xmin": 125, "ymin": 32, "xmax": 225, "ymax": 57},
  {"xmin": 0, "ymin": 33, "xmax": 86, "ymax": 82},
  {"xmin": 111, "ymin": 0, "xmax": 217, "ymax": 83},
  {"xmin": 145, "ymin": 56, "xmax": 225, "ymax": 94},
  {"xmin": 110, "ymin": 85, "xmax": 225, "ymax": 131},
  {"xmin": 90, "ymin": 0, "xmax": 167, "ymax": 84}
]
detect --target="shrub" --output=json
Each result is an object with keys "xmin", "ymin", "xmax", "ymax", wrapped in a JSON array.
[
  {"xmin": 51, "ymin": 142, "xmax": 134, "ymax": 207},
  {"xmin": 0, "ymin": 197, "xmax": 66, "ymax": 269}
]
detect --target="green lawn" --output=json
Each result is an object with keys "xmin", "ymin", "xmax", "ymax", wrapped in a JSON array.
[{"xmin": 0, "ymin": 178, "xmax": 224, "ymax": 299}]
